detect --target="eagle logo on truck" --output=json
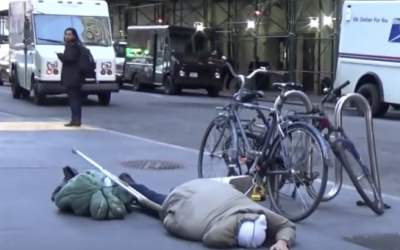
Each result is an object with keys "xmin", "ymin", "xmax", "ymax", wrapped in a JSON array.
[
  {"xmin": 388, "ymin": 18, "xmax": 400, "ymax": 42},
  {"xmin": 81, "ymin": 17, "xmax": 111, "ymax": 44}
]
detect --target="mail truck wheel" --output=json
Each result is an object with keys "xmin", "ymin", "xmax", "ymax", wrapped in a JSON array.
[
  {"xmin": 98, "ymin": 92, "xmax": 111, "ymax": 106},
  {"xmin": 391, "ymin": 104, "xmax": 400, "ymax": 110},
  {"xmin": 357, "ymin": 83, "xmax": 389, "ymax": 118},
  {"xmin": 33, "ymin": 83, "xmax": 46, "ymax": 105},
  {"xmin": 164, "ymin": 76, "xmax": 181, "ymax": 95},
  {"xmin": 11, "ymin": 68, "xmax": 22, "ymax": 99}
]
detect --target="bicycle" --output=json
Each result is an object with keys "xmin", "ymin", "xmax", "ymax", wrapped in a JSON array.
[
  {"xmin": 197, "ymin": 63, "xmax": 331, "ymax": 222},
  {"xmin": 279, "ymin": 80, "xmax": 385, "ymax": 215}
]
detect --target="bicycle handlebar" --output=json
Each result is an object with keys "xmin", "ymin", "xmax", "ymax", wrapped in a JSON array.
[
  {"xmin": 333, "ymin": 80, "xmax": 350, "ymax": 93},
  {"xmin": 321, "ymin": 80, "xmax": 350, "ymax": 104}
]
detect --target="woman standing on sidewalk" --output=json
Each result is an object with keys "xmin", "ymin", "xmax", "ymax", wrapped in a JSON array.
[{"xmin": 56, "ymin": 27, "xmax": 84, "ymax": 127}]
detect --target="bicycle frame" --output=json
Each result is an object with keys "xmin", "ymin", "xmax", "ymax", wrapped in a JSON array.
[{"xmin": 211, "ymin": 99, "xmax": 290, "ymax": 176}]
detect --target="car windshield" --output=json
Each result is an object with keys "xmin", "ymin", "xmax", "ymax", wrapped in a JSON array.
[
  {"xmin": 169, "ymin": 32, "xmax": 216, "ymax": 54},
  {"xmin": 34, "ymin": 14, "xmax": 112, "ymax": 46},
  {"xmin": 114, "ymin": 43, "xmax": 126, "ymax": 57},
  {"xmin": 193, "ymin": 32, "xmax": 217, "ymax": 54}
]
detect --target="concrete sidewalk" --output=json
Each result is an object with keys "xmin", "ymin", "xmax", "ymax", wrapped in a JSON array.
[{"xmin": 0, "ymin": 116, "xmax": 398, "ymax": 250}]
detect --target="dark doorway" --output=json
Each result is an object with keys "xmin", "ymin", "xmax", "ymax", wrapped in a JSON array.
[{"xmin": 302, "ymin": 34, "xmax": 315, "ymax": 92}]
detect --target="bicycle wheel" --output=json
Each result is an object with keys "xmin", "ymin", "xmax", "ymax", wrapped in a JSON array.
[
  {"xmin": 331, "ymin": 139, "xmax": 384, "ymax": 215},
  {"xmin": 265, "ymin": 122, "xmax": 329, "ymax": 222},
  {"xmin": 197, "ymin": 115, "xmax": 237, "ymax": 178}
]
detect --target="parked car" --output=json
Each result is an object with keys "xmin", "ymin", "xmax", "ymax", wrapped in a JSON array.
[{"xmin": 0, "ymin": 44, "xmax": 9, "ymax": 86}]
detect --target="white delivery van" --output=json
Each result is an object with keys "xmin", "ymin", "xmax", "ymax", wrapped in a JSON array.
[
  {"xmin": 335, "ymin": 0, "xmax": 400, "ymax": 117},
  {"xmin": 9, "ymin": 0, "xmax": 119, "ymax": 105}
]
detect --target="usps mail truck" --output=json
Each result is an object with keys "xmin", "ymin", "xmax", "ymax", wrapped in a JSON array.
[
  {"xmin": 9, "ymin": 0, "xmax": 119, "ymax": 105},
  {"xmin": 334, "ymin": 0, "xmax": 400, "ymax": 117}
]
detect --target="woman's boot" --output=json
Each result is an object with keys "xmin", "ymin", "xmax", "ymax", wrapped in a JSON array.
[{"xmin": 64, "ymin": 117, "xmax": 81, "ymax": 127}]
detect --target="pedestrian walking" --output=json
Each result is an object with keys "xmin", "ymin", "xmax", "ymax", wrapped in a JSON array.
[{"xmin": 56, "ymin": 27, "xmax": 84, "ymax": 127}]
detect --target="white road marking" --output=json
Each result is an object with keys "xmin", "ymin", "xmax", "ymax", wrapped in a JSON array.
[{"xmin": 0, "ymin": 110, "xmax": 21, "ymax": 117}]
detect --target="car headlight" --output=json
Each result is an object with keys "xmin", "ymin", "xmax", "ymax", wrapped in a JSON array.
[
  {"xmin": 47, "ymin": 61, "xmax": 58, "ymax": 69},
  {"xmin": 101, "ymin": 62, "xmax": 112, "ymax": 69},
  {"xmin": 215, "ymin": 72, "xmax": 220, "ymax": 79}
]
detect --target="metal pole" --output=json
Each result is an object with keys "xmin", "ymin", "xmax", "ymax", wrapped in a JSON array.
[
  {"xmin": 72, "ymin": 149, "xmax": 163, "ymax": 212},
  {"xmin": 332, "ymin": 0, "xmax": 341, "ymax": 79},
  {"xmin": 153, "ymin": 4, "xmax": 157, "ymax": 24},
  {"xmin": 227, "ymin": 0, "xmax": 232, "ymax": 59},
  {"xmin": 252, "ymin": 0, "xmax": 258, "ymax": 64},
  {"xmin": 233, "ymin": 0, "xmax": 238, "ymax": 65},
  {"xmin": 288, "ymin": 0, "xmax": 296, "ymax": 82},
  {"xmin": 252, "ymin": 0, "xmax": 259, "ymax": 90},
  {"xmin": 172, "ymin": 0, "xmax": 176, "ymax": 25},
  {"xmin": 135, "ymin": 6, "xmax": 138, "ymax": 25},
  {"xmin": 317, "ymin": 0, "xmax": 322, "ymax": 94},
  {"xmin": 203, "ymin": 0, "xmax": 208, "ymax": 26},
  {"xmin": 179, "ymin": 0, "xmax": 183, "ymax": 26}
]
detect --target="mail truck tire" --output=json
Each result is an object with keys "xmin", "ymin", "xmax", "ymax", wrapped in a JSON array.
[
  {"xmin": 33, "ymin": 84, "xmax": 46, "ymax": 105},
  {"xmin": 357, "ymin": 83, "xmax": 389, "ymax": 118},
  {"xmin": 391, "ymin": 104, "xmax": 400, "ymax": 110},
  {"xmin": 97, "ymin": 92, "xmax": 111, "ymax": 106},
  {"xmin": 11, "ymin": 68, "xmax": 22, "ymax": 99},
  {"xmin": 164, "ymin": 76, "xmax": 181, "ymax": 95}
]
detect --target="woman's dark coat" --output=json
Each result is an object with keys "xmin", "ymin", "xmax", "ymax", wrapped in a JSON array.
[{"xmin": 57, "ymin": 43, "xmax": 84, "ymax": 87}]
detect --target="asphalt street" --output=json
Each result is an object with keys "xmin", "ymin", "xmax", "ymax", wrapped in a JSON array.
[
  {"xmin": 0, "ymin": 85, "xmax": 400, "ymax": 197},
  {"xmin": 2, "ymin": 85, "xmax": 400, "ymax": 250}
]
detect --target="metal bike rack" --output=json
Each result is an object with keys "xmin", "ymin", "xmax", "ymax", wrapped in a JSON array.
[
  {"xmin": 273, "ymin": 90, "xmax": 314, "ymax": 113},
  {"xmin": 72, "ymin": 149, "xmax": 163, "ymax": 213},
  {"xmin": 324, "ymin": 93, "xmax": 382, "ymax": 202}
]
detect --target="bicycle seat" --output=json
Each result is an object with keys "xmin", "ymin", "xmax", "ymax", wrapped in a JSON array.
[
  {"xmin": 237, "ymin": 90, "xmax": 264, "ymax": 103},
  {"xmin": 273, "ymin": 82, "xmax": 303, "ymax": 90}
]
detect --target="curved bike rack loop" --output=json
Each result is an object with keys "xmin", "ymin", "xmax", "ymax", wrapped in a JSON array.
[
  {"xmin": 327, "ymin": 93, "xmax": 382, "ymax": 205},
  {"xmin": 273, "ymin": 90, "xmax": 314, "ymax": 113}
]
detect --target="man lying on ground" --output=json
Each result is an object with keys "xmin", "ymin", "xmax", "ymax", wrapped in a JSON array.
[
  {"xmin": 52, "ymin": 168, "xmax": 295, "ymax": 249},
  {"xmin": 119, "ymin": 173, "xmax": 295, "ymax": 250}
]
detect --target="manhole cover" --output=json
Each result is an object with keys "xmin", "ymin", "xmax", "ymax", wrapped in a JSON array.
[
  {"xmin": 345, "ymin": 233, "xmax": 400, "ymax": 250},
  {"xmin": 120, "ymin": 160, "xmax": 184, "ymax": 170}
]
